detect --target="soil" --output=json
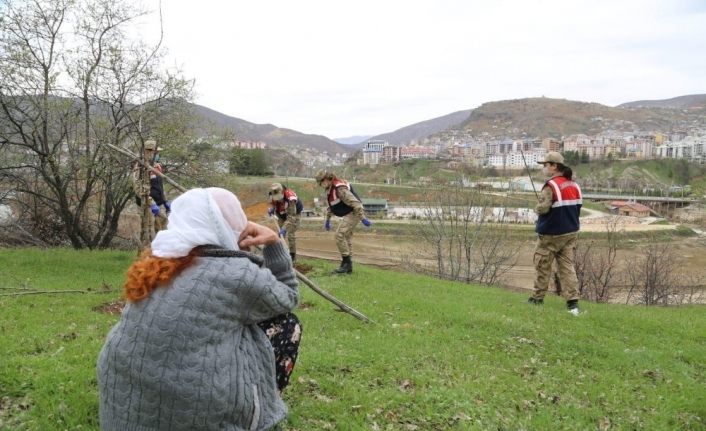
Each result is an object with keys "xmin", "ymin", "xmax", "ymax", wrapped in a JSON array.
[
  {"xmin": 287, "ymin": 220, "xmax": 706, "ymax": 298},
  {"xmin": 93, "ymin": 299, "xmax": 125, "ymax": 315}
]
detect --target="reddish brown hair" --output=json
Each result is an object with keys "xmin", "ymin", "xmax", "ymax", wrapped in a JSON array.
[{"xmin": 123, "ymin": 248, "xmax": 197, "ymax": 302}]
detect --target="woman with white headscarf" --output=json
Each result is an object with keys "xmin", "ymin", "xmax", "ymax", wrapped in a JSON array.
[{"xmin": 97, "ymin": 187, "xmax": 301, "ymax": 431}]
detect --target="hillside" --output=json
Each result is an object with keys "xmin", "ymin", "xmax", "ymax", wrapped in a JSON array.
[
  {"xmin": 191, "ymin": 103, "xmax": 348, "ymax": 154},
  {"xmin": 366, "ymin": 109, "xmax": 472, "ymax": 147},
  {"xmin": 619, "ymin": 94, "xmax": 706, "ymax": 109},
  {"xmin": 1, "ymin": 249, "xmax": 704, "ymax": 429},
  {"xmin": 457, "ymin": 97, "xmax": 704, "ymax": 139}
]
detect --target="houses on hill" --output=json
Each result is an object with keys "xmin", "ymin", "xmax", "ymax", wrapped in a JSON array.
[{"xmin": 354, "ymin": 128, "xmax": 706, "ymax": 169}]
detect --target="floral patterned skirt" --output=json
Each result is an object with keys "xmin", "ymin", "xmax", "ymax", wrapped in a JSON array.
[{"xmin": 258, "ymin": 312, "xmax": 302, "ymax": 392}]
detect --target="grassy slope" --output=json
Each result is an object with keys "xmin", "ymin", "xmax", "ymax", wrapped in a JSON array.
[{"xmin": 0, "ymin": 249, "xmax": 704, "ymax": 430}]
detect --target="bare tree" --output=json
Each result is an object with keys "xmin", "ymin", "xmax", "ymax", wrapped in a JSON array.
[
  {"xmin": 625, "ymin": 242, "xmax": 678, "ymax": 305},
  {"xmin": 412, "ymin": 181, "xmax": 518, "ymax": 285},
  {"xmin": 0, "ymin": 0, "xmax": 192, "ymax": 248},
  {"xmin": 574, "ymin": 216, "xmax": 622, "ymax": 302}
]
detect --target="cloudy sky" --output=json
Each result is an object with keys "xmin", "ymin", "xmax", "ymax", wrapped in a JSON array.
[{"xmin": 140, "ymin": 0, "xmax": 706, "ymax": 139}]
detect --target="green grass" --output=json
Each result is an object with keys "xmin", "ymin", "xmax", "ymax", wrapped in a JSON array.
[
  {"xmin": 0, "ymin": 248, "xmax": 133, "ymax": 430},
  {"xmin": 1, "ymin": 248, "xmax": 705, "ymax": 430}
]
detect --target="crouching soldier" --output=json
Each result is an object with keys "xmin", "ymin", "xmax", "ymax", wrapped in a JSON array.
[
  {"xmin": 268, "ymin": 183, "xmax": 302, "ymax": 263},
  {"xmin": 315, "ymin": 170, "xmax": 371, "ymax": 274}
]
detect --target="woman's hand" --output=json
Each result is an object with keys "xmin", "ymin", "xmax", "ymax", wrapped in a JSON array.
[{"xmin": 238, "ymin": 222, "xmax": 278, "ymax": 250}]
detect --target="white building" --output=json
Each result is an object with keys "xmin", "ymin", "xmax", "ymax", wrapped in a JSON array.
[
  {"xmin": 654, "ymin": 135, "xmax": 706, "ymax": 162},
  {"xmin": 487, "ymin": 150, "xmax": 546, "ymax": 169},
  {"xmin": 362, "ymin": 140, "xmax": 388, "ymax": 165}
]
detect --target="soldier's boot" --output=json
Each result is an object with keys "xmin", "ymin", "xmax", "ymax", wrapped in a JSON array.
[
  {"xmin": 334, "ymin": 255, "xmax": 353, "ymax": 274},
  {"xmin": 290, "ymin": 252, "xmax": 296, "ymax": 264}
]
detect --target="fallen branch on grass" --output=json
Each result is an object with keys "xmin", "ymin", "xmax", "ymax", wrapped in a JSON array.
[{"xmin": 1, "ymin": 289, "xmax": 92, "ymax": 296}]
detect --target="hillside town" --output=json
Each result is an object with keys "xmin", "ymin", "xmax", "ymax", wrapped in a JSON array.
[{"xmin": 353, "ymin": 129, "xmax": 706, "ymax": 169}]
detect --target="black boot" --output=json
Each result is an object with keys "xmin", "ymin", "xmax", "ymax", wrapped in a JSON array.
[
  {"xmin": 334, "ymin": 255, "xmax": 352, "ymax": 274},
  {"xmin": 290, "ymin": 252, "xmax": 296, "ymax": 264}
]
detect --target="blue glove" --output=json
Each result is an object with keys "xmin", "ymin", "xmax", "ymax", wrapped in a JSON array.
[
  {"xmin": 267, "ymin": 207, "xmax": 275, "ymax": 217},
  {"xmin": 164, "ymin": 201, "xmax": 171, "ymax": 213},
  {"xmin": 324, "ymin": 220, "xmax": 331, "ymax": 231},
  {"xmin": 150, "ymin": 203, "xmax": 160, "ymax": 216},
  {"xmin": 361, "ymin": 218, "xmax": 371, "ymax": 227},
  {"xmin": 279, "ymin": 228, "xmax": 286, "ymax": 238}
]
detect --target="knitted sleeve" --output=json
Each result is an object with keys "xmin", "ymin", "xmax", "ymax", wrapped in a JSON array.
[{"xmin": 213, "ymin": 242, "xmax": 299, "ymax": 324}]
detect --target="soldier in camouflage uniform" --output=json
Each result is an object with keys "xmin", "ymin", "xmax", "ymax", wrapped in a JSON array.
[
  {"xmin": 267, "ymin": 182, "xmax": 302, "ymax": 263},
  {"xmin": 132, "ymin": 140, "xmax": 170, "ymax": 240},
  {"xmin": 315, "ymin": 170, "xmax": 371, "ymax": 274},
  {"xmin": 529, "ymin": 151, "xmax": 582, "ymax": 316}
]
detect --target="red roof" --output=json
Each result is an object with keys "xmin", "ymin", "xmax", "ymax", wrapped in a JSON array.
[{"xmin": 620, "ymin": 203, "xmax": 651, "ymax": 212}]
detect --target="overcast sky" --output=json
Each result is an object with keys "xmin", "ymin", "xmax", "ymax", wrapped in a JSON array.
[{"xmin": 139, "ymin": 0, "xmax": 706, "ymax": 139}]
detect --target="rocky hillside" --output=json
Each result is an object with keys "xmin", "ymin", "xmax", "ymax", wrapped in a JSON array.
[{"xmin": 456, "ymin": 97, "xmax": 705, "ymax": 139}]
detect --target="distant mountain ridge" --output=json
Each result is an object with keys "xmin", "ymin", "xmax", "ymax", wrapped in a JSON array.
[
  {"xmin": 334, "ymin": 135, "xmax": 373, "ymax": 145},
  {"xmin": 618, "ymin": 94, "xmax": 706, "ymax": 109},
  {"xmin": 365, "ymin": 109, "xmax": 473, "ymax": 147},
  {"xmin": 454, "ymin": 97, "xmax": 704, "ymax": 139},
  {"xmin": 191, "ymin": 103, "xmax": 348, "ymax": 154}
]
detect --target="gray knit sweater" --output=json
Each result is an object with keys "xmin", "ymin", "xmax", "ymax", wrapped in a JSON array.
[{"xmin": 97, "ymin": 243, "xmax": 298, "ymax": 431}]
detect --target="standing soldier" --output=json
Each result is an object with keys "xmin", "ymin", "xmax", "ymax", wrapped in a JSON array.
[
  {"xmin": 528, "ymin": 151, "xmax": 582, "ymax": 315},
  {"xmin": 315, "ymin": 170, "xmax": 371, "ymax": 274},
  {"xmin": 132, "ymin": 139, "xmax": 170, "ymax": 242},
  {"xmin": 268, "ymin": 182, "xmax": 302, "ymax": 263}
]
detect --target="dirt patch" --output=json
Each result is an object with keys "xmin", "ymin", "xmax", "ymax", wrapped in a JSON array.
[
  {"xmin": 294, "ymin": 227, "xmax": 706, "ymax": 303},
  {"xmin": 294, "ymin": 262, "xmax": 313, "ymax": 274},
  {"xmin": 93, "ymin": 300, "xmax": 125, "ymax": 315},
  {"xmin": 297, "ymin": 300, "xmax": 316, "ymax": 310},
  {"xmin": 243, "ymin": 202, "xmax": 271, "ymax": 221}
]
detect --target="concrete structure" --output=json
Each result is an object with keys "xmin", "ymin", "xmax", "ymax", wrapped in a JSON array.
[
  {"xmin": 400, "ymin": 145, "xmax": 436, "ymax": 160},
  {"xmin": 654, "ymin": 136, "xmax": 706, "ymax": 163},
  {"xmin": 486, "ymin": 150, "xmax": 546, "ymax": 169},
  {"xmin": 362, "ymin": 140, "xmax": 388, "ymax": 165},
  {"xmin": 361, "ymin": 198, "xmax": 388, "ymax": 216},
  {"xmin": 226, "ymin": 140, "xmax": 267, "ymax": 149},
  {"xmin": 381, "ymin": 146, "xmax": 401, "ymax": 163}
]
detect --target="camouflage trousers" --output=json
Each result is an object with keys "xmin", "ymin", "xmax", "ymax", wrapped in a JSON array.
[
  {"xmin": 335, "ymin": 213, "xmax": 359, "ymax": 257},
  {"xmin": 277, "ymin": 215, "xmax": 300, "ymax": 254},
  {"xmin": 532, "ymin": 231, "xmax": 580, "ymax": 301}
]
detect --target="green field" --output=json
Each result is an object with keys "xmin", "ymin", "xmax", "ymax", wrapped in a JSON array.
[{"xmin": 1, "ymin": 248, "xmax": 704, "ymax": 430}]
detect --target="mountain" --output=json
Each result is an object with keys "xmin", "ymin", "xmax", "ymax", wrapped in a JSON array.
[
  {"xmin": 618, "ymin": 94, "xmax": 706, "ymax": 109},
  {"xmin": 190, "ymin": 103, "xmax": 348, "ymax": 154},
  {"xmin": 334, "ymin": 135, "xmax": 372, "ymax": 145},
  {"xmin": 456, "ymin": 97, "xmax": 704, "ymax": 139},
  {"xmin": 366, "ymin": 109, "xmax": 472, "ymax": 146}
]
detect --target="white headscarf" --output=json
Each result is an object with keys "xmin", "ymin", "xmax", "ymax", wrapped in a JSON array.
[{"xmin": 151, "ymin": 187, "xmax": 248, "ymax": 258}]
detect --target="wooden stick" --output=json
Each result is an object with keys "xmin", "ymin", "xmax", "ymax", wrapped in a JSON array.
[
  {"xmin": 104, "ymin": 142, "xmax": 187, "ymax": 192},
  {"xmin": 0, "ymin": 290, "xmax": 90, "ymax": 296},
  {"xmin": 269, "ymin": 215, "xmax": 374, "ymax": 323},
  {"xmin": 296, "ymin": 271, "xmax": 374, "ymax": 323}
]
